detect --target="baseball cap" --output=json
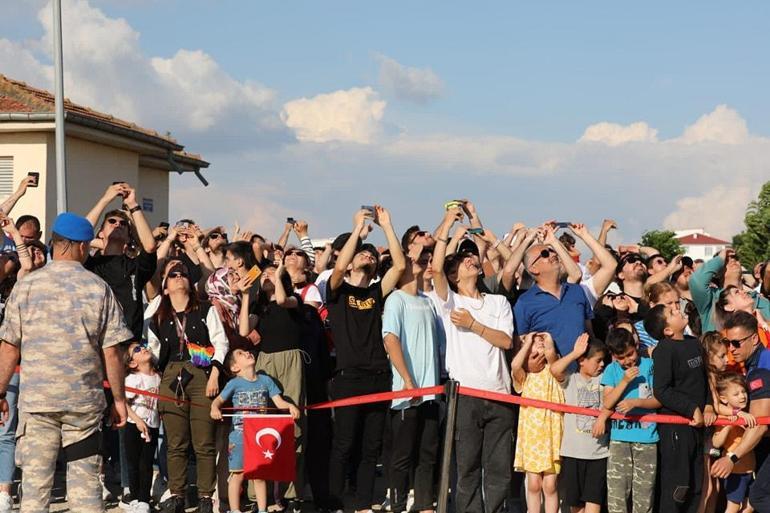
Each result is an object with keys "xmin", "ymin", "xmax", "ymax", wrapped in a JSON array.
[
  {"xmin": 51, "ymin": 212, "xmax": 94, "ymax": 242},
  {"xmin": 357, "ymin": 243, "xmax": 380, "ymax": 260},
  {"xmin": 332, "ymin": 232, "xmax": 354, "ymax": 251},
  {"xmin": 458, "ymin": 238, "xmax": 479, "ymax": 256}
]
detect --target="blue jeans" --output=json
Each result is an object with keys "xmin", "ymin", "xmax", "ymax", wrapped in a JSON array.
[{"xmin": 0, "ymin": 373, "xmax": 19, "ymax": 484}]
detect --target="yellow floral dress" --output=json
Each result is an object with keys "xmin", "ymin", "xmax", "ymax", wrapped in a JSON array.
[{"xmin": 513, "ymin": 364, "xmax": 564, "ymax": 474}]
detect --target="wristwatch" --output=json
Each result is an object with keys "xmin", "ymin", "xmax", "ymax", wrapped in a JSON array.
[
  {"xmin": 727, "ymin": 452, "xmax": 740, "ymax": 464},
  {"xmin": 127, "ymin": 205, "xmax": 142, "ymax": 214}
]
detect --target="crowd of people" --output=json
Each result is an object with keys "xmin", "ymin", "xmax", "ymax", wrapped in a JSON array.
[{"xmin": 0, "ymin": 178, "xmax": 768, "ymax": 513}]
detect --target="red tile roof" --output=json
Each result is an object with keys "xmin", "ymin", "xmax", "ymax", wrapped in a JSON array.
[
  {"xmin": 0, "ymin": 74, "xmax": 187, "ymax": 148},
  {"xmin": 677, "ymin": 233, "xmax": 730, "ymax": 245}
]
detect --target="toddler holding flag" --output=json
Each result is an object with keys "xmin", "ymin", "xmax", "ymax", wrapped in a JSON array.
[{"xmin": 211, "ymin": 349, "xmax": 299, "ymax": 513}]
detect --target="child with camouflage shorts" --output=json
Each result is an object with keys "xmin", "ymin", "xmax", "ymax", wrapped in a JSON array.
[{"xmin": 601, "ymin": 328, "xmax": 661, "ymax": 513}]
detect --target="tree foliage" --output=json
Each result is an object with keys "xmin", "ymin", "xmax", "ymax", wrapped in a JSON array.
[
  {"xmin": 640, "ymin": 230, "xmax": 684, "ymax": 261},
  {"xmin": 733, "ymin": 181, "xmax": 770, "ymax": 268}
]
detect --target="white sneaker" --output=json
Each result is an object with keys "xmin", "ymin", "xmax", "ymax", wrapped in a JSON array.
[
  {"xmin": 0, "ymin": 491, "xmax": 12, "ymax": 513},
  {"xmin": 133, "ymin": 501, "xmax": 151, "ymax": 513}
]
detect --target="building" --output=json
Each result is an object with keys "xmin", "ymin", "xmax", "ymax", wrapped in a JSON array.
[
  {"xmin": 675, "ymin": 229, "xmax": 731, "ymax": 261},
  {"xmin": 0, "ymin": 74, "xmax": 208, "ymax": 234}
]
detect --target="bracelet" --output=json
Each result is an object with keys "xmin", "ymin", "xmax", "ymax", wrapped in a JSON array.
[
  {"xmin": 437, "ymin": 237, "xmax": 448, "ymax": 244},
  {"xmin": 469, "ymin": 319, "xmax": 476, "ymax": 330},
  {"xmin": 481, "ymin": 326, "xmax": 486, "ymax": 337},
  {"xmin": 127, "ymin": 205, "xmax": 142, "ymax": 214}
]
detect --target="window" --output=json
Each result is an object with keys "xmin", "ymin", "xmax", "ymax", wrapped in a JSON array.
[
  {"xmin": 705, "ymin": 246, "xmax": 713, "ymax": 257},
  {"xmin": 0, "ymin": 157, "xmax": 13, "ymax": 199}
]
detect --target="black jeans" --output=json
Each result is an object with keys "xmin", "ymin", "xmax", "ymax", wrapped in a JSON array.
[
  {"xmin": 388, "ymin": 401, "xmax": 440, "ymax": 512},
  {"xmin": 123, "ymin": 422, "xmax": 160, "ymax": 503},
  {"xmin": 454, "ymin": 395, "xmax": 514, "ymax": 513},
  {"xmin": 328, "ymin": 370, "xmax": 390, "ymax": 511},
  {"xmin": 306, "ymin": 409, "xmax": 332, "ymax": 509},
  {"xmin": 658, "ymin": 424, "xmax": 703, "ymax": 513},
  {"xmin": 749, "ymin": 438, "xmax": 770, "ymax": 513}
]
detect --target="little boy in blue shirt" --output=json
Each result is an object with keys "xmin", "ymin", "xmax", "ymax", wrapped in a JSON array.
[
  {"xmin": 601, "ymin": 328, "xmax": 661, "ymax": 513},
  {"xmin": 211, "ymin": 349, "xmax": 299, "ymax": 513}
]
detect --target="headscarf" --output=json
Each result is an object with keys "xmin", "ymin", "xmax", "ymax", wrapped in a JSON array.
[{"xmin": 205, "ymin": 267, "xmax": 240, "ymax": 331}]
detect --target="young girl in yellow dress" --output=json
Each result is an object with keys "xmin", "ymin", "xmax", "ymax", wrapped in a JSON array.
[{"xmin": 512, "ymin": 332, "xmax": 564, "ymax": 513}]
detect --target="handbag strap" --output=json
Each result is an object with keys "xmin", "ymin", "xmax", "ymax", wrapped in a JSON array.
[{"xmin": 172, "ymin": 312, "xmax": 188, "ymax": 358}]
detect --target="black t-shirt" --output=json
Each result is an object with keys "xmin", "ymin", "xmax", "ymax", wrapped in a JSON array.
[
  {"xmin": 86, "ymin": 251, "xmax": 156, "ymax": 339},
  {"xmin": 255, "ymin": 297, "xmax": 305, "ymax": 354},
  {"xmin": 652, "ymin": 336, "xmax": 707, "ymax": 417},
  {"xmin": 326, "ymin": 279, "xmax": 389, "ymax": 372}
]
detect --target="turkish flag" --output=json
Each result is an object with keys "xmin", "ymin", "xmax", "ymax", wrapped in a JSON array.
[{"xmin": 243, "ymin": 414, "xmax": 296, "ymax": 481}]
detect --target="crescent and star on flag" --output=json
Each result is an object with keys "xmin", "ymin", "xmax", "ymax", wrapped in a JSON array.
[{"xmin": 255, "ymin": 427, "xmax": 282, "ymax": 460}]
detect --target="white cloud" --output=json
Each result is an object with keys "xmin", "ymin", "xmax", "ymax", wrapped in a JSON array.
[
  {"xmin": 376, "ymin": 54, "xmax": 443, "ymax": 104},
  {"xmin": 663, "ymin": 185, "xmax": 753, "ymax": 239},
  {"xmin": 579, "ymin": 121, "xmax": 658, "ymax": 146},
  {"xmin": 678, "ymin": 104, "xmax": 749, "ymax": 144},
  {"xmin": 0, "ymin": 0, "xmax": 285, "ymax": 151},
  {"xmin": 281, "ymin": 87, "xmax": 386, "ymax": 144}
]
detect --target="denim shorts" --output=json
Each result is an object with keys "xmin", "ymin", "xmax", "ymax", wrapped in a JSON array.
[
  {"xmin": 724, "ymin": 472, "xmax": 753, "ymax": 504},
  {"xmin": 228, "ymin": 428, "xmax": 244, "ymax": 472}
]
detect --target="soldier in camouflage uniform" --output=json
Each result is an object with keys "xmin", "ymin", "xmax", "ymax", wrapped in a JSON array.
[{"xmin": 0, "ymin": 212, "xmax": 134, "ymax": 513}]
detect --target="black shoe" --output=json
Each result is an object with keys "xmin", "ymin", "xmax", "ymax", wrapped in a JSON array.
[
  {"xmin": 288, "ymin": 499, "xmax": 302, "ymax": 513},
  {"xmin": 196, "ymin": 496, "xmax": 214, "ymax": 513},
  {"xmin": 119, "ymin": 492, "xmax": 134, "ymax": 509},
  {"xmin": 159, "ymin": 495, "xmax": 185, "ymax": 513}
]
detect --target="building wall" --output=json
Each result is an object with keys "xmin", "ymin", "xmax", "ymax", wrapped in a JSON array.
[
  {"xmin": 0, "ymin": 131, "xmax": 51, "ymax": 232},
  {"xmin": 682, "ymin": 244, "xmax": 728, "ymax": 261},
  {"xmin": 137, "ymin": 166, "xmax": 169, "ymax": 227}
]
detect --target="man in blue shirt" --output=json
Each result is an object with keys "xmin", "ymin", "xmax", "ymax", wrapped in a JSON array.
[{"xmin": 514, "ymin": 228, "xmax": 593, "ymax": 356}]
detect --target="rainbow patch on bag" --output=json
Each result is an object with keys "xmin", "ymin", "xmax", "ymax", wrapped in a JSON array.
[{"xmin": 187, "ymin": 342, "xmax": 215, "ymax": 368}]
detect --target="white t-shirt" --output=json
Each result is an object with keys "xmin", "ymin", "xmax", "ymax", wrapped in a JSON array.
[
  {"xmin": 296, "ymin": 283, "xmax": 322, "ymax": 304},
  {"xmin": 125, "ymin": 372, "xmax": 161, "ymax": 428},
  {"xmin": 429, "ymin": 289, "xmax": 513, "ymax": 394},
  {"xmin": 315, "ymin": 269, "xmax": 334, "ymax": 303}
]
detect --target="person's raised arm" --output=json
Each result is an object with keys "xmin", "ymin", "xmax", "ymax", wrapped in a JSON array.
[
  {"xmin": 293, "ymin": 220, "xmax": 316, "ymax": 264},
  {"xmin": 86, "ymin": 183, "xmax": 126, "ymax": 227},
  {"xmin": 274, "ymin": 262, "xmax": 299, "ymax": 308},
  {"xmin": 277, "ymin": 221, "xmax": 292, "ymax": 249},
  {"xmin": 123, "ymin": 185, "xmax": 157, "ymax": 253},
  {"xmin": 479, "ymin": 228, "xmax": 512, "ymax": 265},
  {"xmin": 544, "ymin": 224, "xmax": 582, "ymax": 283},
  {"xmin": 550, "ymin": 333, "xmax": 589, "ymax": 382},
  {"xmin": 0, "ymin": 176, "xmax": 35, "ymax": 216},
  {"xmin": 375, "ymin": 205, "xmax": 406, "ymax": 296},
  {"xmin": 2, "ymin": 216, "xmax": 32, "ymax": 277},
  {"xmin": 329, "ymin": 209, "xmax": 368, "ymax": 292},
  {"xmin": 597, "ymin": 219, "xmax": 616, "ymax": 247},
  {"xmin": 645, "ymin": 255, "xmax": 683, "ymax": 290},
  {"xmin": 510, "ymin": 333, "xmax": 534, "ymax": 386},
  {"xmin": 689, "ymin": 250, "xmax": 728, "ymax": 313},
  {"xmin": 571, "ymin": 223, "xmax": 617, "ymax": 295},
  {"xmin": 501, "ymin": 227, "xmax": 538, "ymax": 292},
  {"xmin": 431, "ymin": 207, "xmax": 463, "ymax": 301},
  {"xmin": 445, "ymin": 224, "xmax": 468, "ymax": 256}
]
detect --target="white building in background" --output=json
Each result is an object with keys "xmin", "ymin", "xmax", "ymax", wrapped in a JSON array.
[{"xmin": 675, "ymin": 229, "xmax": 731, "ymax": 261}]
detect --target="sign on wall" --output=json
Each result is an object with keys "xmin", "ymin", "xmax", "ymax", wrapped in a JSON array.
[{"xmin": 142, "ymin": 197, "xmax": 154, "ymax": 212}]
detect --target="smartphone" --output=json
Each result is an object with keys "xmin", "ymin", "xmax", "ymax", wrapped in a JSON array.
[
  {"xmin": 112, "ymin": 181, "xmax": 128, "ymax": 198},
  {"xmin": 27, "ymin": 172, "xmax": 39, "ymax": 187},
  {"xmin": 554, "ymin": 222, "xmax": 571, "ymax": 229},
  {"xmin": 159, "ymin": 222, "xmax": 170, "ymax": 229},
  {"xmin": 175, "ymin": 221, "xmax": 190, "ymax": 229},
  {"xmin": 444, "ymin": 201, "xmax": 463, "ymax": 210},
  {"xmin": 245, "ymin": 265, "xmax": 262, "ymax": 282},
  {"xmin": 286, "ymin": 217, "xmax": 296, "ymax": 225},
  {"xmin": 361, "ymin": 205, "xmax": 375, "ymax": 215},
  {"xmin": 467, "ymin": 228, "xmax": 484, "ymax": 235}
]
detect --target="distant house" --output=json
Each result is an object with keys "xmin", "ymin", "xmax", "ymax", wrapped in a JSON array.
[
  {"xmin": 0, "ymin": 74, "xmax": 209, "ymax": 234},
  {"xmin": 675, "ymin": 229, "xmax": 731, "ymax": 261}
]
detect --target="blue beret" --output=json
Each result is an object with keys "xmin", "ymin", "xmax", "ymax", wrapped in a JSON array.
[{"xmin": 51, "ymin": 212, "xmax": 94, "ymax": 242}]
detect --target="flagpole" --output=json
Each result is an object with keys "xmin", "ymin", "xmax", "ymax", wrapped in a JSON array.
[{"xmin": 52, "ymin": 0, "xmax": 68, "ymax": 213}]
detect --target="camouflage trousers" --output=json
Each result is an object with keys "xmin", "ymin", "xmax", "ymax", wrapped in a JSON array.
[
  {"xmin": 607, "ymin": 440, "xmax": 657, "ymax": 513},
  {"xmin": 16, "ymin": 410, "xmax": 103, "ymax": 513}
]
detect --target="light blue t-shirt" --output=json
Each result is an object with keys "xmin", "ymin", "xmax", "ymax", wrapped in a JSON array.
[
  {"xmin": 219, "ymin": 373, "xmax": 281, "ymax": 430},
  {"xmin": 600, "ymin": 357, "xmax": 659, "ymax": 443},
  {"xmin": 382, "ymin": 290, "xmax": 441, "ymax": 410}
]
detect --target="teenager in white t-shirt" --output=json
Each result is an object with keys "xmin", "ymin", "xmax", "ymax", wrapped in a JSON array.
[{"xmin": 431, "ymin": 205, "xmax": 515, "ymax": 513}]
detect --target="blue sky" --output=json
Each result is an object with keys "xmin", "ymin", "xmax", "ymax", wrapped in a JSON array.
[{"xmin": 2, "ymin": 1, "xmax": 769, "ymax": 243}]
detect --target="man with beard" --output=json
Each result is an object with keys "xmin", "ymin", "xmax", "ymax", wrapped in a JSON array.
[
  {"xmin": 325, "ymin": 206, "xmax": 405, "ymax": 513},
  {"xmin": 616, "ymin": 252, "xmax": 648, "ymax": 305}
]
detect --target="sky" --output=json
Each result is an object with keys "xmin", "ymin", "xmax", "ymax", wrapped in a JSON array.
[{"xmin": 1, "ymin": 0, "xmax": 769, "ymax": 245}]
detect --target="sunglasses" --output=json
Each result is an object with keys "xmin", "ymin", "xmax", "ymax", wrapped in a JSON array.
[
  {"xmin": 651, "ymin": 258, "xmax": 667, "ymax": 266},
  {"xmin": 531, "ymin": 248, "xmax": 556, "ymax": 266},
  {"xmin": 131, "ymin": 345, "xmax": 147, "ymax": 354},
  {"xmin": 107, "ymin": 218, "xmax": 128, "ymax": 227},
  {"xmin": 286, "ymin": 250, "xmax": 305, "ymax": 257},
  {"xmin": 623, "ymin": 255, "xmax": 643, "ymax": 265},
  {"xmin": 726, "ymin": 333, "xmax": 754, "ymax": 349},
  {"xmin": 168, "ymin": 271, "xmax": 189, "ymax": 279},
  {"xmin": 409, "ymin": 230, "xmax": 428, "ymax": 244},
  {"xmin": 209, "ymin": 233, "xmax": 227, "ymax": 240},
  {"xmin": 605, "ymin": 293, "xmax": 626, "ymax": 300}
]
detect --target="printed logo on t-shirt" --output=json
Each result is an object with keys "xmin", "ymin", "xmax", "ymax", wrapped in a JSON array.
[
  {"xmin": 687, "ymin": 356, "xmax": 702, "ymax": 369},
  {"xmin": 347, "ymin": 296, "xmax": 376, "ymax": 311},
  {"xmin": 750, "ymin": 378, "xmax": 763, "ymax": 391}
]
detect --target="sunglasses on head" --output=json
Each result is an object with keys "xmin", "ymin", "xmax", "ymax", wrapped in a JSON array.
[
  {"xmin": 107, "ymin": 218, "xmax": 128, "ymax": 227},
  {"xmin": 726, "ymin": 333, "xmax": 754, "ymax": 349},
  {"xmin": 531, "ymin": 248, "xmax": 556, "ymax": 266}
]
